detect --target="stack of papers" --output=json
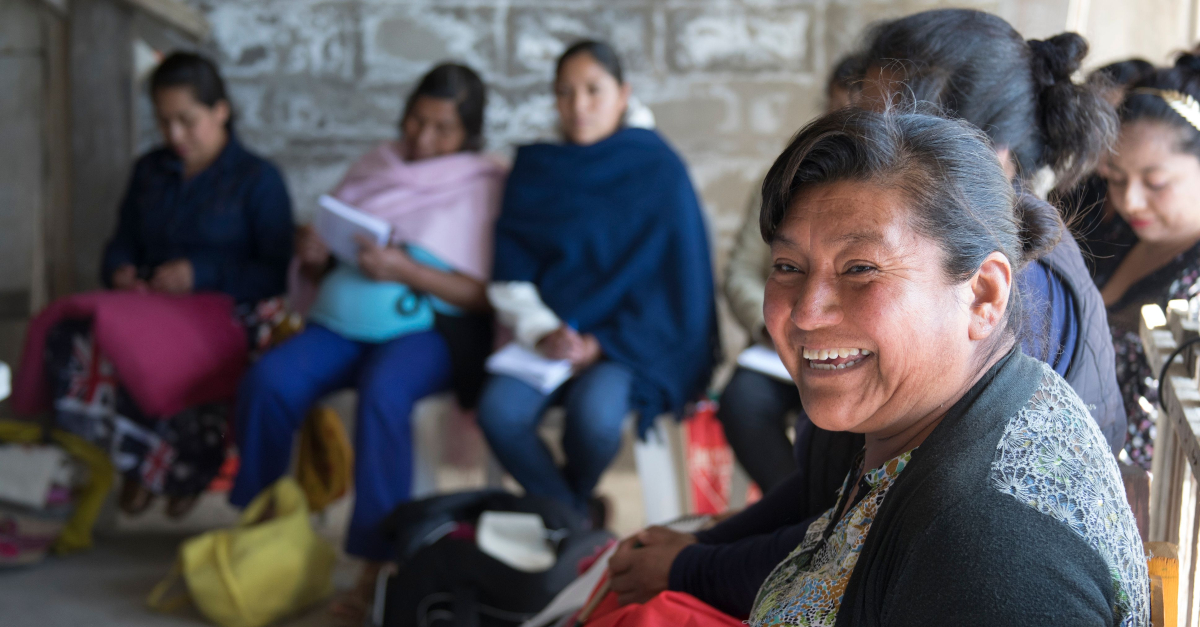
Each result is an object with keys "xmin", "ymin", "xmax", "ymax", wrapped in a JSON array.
[
  {"xmin": 737, "ymin": 345, "xmax": 793, "ymax": 382},
  {"xmin": 314, "ymin": 195, "xmax": 393, "ymax": 265},
  {"xmin": 486, "ymin": 343, "xmax": 573, "ymax": 394}
]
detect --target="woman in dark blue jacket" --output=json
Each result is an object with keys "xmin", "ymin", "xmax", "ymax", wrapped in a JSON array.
[{"xmin": 63, "ymin": 52, "xmax": 292, "ymax": 517}]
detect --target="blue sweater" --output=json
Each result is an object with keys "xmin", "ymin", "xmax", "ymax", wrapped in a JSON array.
[{"xmin": 102, "ymin": 136, "xmax": 294, "ymax": 304}]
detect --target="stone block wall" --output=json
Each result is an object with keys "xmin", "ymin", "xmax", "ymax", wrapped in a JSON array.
[{"xmin": 150, "ymin": 0, "xmax": 1068, "ymax": 352}]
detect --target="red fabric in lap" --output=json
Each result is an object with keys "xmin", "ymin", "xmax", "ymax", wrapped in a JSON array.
[
  {"xmin": 11, "ymin": 291, "xmax": 247, "ymax": 418},
  {"xmin": 585, "ymin": 591, "xmax": 743, "ymax": 627}
]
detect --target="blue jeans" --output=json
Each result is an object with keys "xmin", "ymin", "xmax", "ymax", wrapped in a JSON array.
[
  {"xmin": 476, "ymin": 360, "xmax": 633, "ymax": 512},
  {"xmin": 229, "ymin": 324, "xmax": 451, "ymax": 560}
]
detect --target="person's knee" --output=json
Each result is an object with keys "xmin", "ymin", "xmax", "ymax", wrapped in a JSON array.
[{"xmin": 476, "ymin": 380, "xmax": 539, "ymax": 443}]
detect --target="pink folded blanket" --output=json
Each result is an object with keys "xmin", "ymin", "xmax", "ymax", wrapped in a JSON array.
[{"xmin": 11, "ymin": 291, "xmax": 248, "ymax": 419}]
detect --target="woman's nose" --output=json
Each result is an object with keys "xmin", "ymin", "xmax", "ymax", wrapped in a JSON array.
[
  {"xmin": 1123, "ymin": 181, "xmax": 1148, "ymax": 213},
  {"xmin": 790, "ymin": 278, "xmax": 842, "ymax": 330}
]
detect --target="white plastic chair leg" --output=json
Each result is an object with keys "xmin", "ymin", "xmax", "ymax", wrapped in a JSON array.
[{"xmin": 633, "ymin": 416, "xmax": 684, "ymax": 525}]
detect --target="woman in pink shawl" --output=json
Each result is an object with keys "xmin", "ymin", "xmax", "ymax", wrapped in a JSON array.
[{"xmin": 229, "ymin": 64, "xmax": 505, "ymax": 615}]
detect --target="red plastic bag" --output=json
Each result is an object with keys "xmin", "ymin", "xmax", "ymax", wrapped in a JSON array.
[
  {"xmin": 584, "ymin": 590, "xmax": 743, "ymax": 627},
  {"xmin": 685, "ymin": 401, "xmax": 732, "ymax": 514}
]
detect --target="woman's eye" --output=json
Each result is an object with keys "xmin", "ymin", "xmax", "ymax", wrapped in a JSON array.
[
  {"xmin": 772, "ymin": 263, "xmax": 801, "ymax": 274},
  {"xmin": 846, "ymin": 265, "xmax": 876, "ymax": 275},
  {"xmin": 1146, "ymin": 180, "xmax": 1169, "ymax": 192}
]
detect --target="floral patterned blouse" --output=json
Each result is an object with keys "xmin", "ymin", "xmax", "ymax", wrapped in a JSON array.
[
  {"xmin": 749, "ymin": 450, "xmax": 914, "ymax": 626},
  {"xmin": 1086, "ymin": 198, "xmax": 1200, "ymax": 470}
]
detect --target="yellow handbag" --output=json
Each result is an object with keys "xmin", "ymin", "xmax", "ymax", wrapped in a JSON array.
[
  {"xmin": 147, "ymin": 477, "xmax": 337, "ymax": 627},
  {"xmin": 296, "ymin": 405, "xmax": 354, "ymax": 512}
]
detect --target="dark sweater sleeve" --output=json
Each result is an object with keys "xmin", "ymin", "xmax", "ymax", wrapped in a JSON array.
[
  {"xmin": 188, "ymin": 163, "xmax": 294, "ymax": 303},
  {"xmin": 102, "ymin": 160, "xmax": 148, "ymax": 285},
  {"xmin": 669, "ymin": 514, "xmax": 817, "ymax": 619},
  {"xmin": 880, "ymin": 496, "xmax": 1115, "ymax": 626}
]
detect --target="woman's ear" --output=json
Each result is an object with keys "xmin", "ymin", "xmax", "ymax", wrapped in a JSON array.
[
  {"xmin": 967, "ymin": 251, "xmax": 1012, "ymax": 341},
  {"xmin": 213, "ymin": 100, "xmax": 231, "ymax": 128}
]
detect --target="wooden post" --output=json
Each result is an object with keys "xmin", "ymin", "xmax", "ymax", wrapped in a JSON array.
[{"xmin": 68, "ymin": 0, "xmax": 134, "ymax": 292}]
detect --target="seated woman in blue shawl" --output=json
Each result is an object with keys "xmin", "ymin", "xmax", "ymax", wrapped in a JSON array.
[{"xmin": 478, "ymin": 41, "xmax": 720, "ymax": 522}]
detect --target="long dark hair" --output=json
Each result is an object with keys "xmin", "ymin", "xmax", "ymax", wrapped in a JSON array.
[
  {"xmin": 858, "ymin": 9, "xmax": 1117, "ymax": 192},
  {"xmin": 760, "ymin": 108, "xmax": 1062, "ymax": 339},
  {"xmin": 401, "ymin": 63, "xmax": 488, "ymax": 152},
  {"xmin": 1121, "ymin": 53, "xmax": 1200, "ymax": 161},
  {"xmin": 150, "ymin": 52, "xmax": 231, "ymax": 128},
  {"xmin": 555, "ymin": 40, "xmax": 625, "ymax": 84}
]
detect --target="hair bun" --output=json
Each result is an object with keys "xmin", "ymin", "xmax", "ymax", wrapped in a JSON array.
[
  {"xmin": 1176, "ymin": 52, "xmax": 1200, "ymax": 75},
  {"xmin": 1013, "ymin": 191, "xmax": 1063, "ymax": 263},
  {"xmin": 1028, "ymin": 33, "xmax": 1088, "ymax": 88}
]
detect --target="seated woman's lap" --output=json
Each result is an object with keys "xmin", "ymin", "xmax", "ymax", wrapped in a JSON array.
[
  {"xmin": 476, "ymin": 360, "xmax": 633, "ymax": 508},
  {"xmin": 232, "ymin": 324, "xmax": 452, "ymax": 517}
]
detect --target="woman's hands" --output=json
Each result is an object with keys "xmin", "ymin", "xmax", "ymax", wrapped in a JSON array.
[
  {"xmin": 537, "ymin": 325, "xmax": 603, "ymax": 371},
  {"xmin": 149, "ymin": 259, "xmax": 194, "ymax": 294},
  {"xmin": 297, "ymin": 225, "xmax": 332, "ymax": 281},
  {"xmin": 111, "ymin": 261, "xmax": 192, "ymax": 294},
  {"xmin": 356, "ymin": 235, "xmax": 419, "ymax": 284},
  {"xmin": 111, "ymin": 264, "xmax": 146, "ymax": 291},
  {"xmin": 608, "ymin": 526, "xmax": 698, "ymax": 606}
]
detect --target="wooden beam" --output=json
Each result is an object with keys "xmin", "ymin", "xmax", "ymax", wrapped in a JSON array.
[
  {"xmin": 119, "ymin": 0, "xmax": 209, "ymax": 41},
  {"xmin": 41, "ymin": 6, "xmax": 73, "ymax": 301},
  {"xmin": 69, "ymin": 0, "xmax": 133, "ymax": 292}
]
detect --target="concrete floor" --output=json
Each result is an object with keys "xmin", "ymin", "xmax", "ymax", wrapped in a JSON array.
[{"xmin": 0, "ymin": 434, "xmax": 646, "ymax": 627}]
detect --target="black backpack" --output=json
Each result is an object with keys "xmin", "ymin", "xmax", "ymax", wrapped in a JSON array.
[{"xmin": 376, "ymin": 490, "xmax": 614, "ymax": 627}]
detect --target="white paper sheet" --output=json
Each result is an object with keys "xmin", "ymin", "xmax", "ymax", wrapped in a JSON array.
[
  {"xmin": 486, "ymin": 343, "xmax": 573, "ymax": 394},
  {"xmin": 314, "ymin": 194, "xmax": 393, "ymax": 265},
  {"xmin": 478, "ymin": 511, "xmax": 557, "ymax": 573},
  {"xmin": 0, "ymin": 445, "xmax": 68, "ymax": 509},
  {"xmin": 736, "ymin": 345, "xmax": 793, "ymax": 382}
]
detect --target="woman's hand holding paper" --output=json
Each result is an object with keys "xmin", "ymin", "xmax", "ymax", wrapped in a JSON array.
[{"xmin": 355, "ymin": 235, "xmax": 418, "ymax": 284}]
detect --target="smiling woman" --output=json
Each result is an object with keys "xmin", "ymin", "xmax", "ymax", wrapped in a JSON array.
[{"xmin": 748, "ymin": 108, "xmax": 1147, "ymax": 626}]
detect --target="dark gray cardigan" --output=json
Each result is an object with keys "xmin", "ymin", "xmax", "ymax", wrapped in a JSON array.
[{"xmin": 831, "ymin": 351, "xmax": 1147, "ymax": 626}]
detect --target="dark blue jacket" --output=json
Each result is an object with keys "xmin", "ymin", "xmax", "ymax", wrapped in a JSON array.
[{"xmin": 102, "ymin": 136, "xmax": 294, "ymax": 304}]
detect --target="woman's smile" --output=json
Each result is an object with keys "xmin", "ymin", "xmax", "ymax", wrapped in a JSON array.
[{"xmin": 801, "ymin": 346, "xmax": 873, "ymax": 371}]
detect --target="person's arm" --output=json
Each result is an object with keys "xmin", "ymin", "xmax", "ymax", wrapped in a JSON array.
[
  {"xmin": 880, "ymin": 501, "xmax": 1119, "ymax": 626},
  {"xmin": 487, "ymin": 282, "xmax": 562, "ymax": 347},
  {"xmin": 356, "ymin": 240, "xmax": 490, "ymax": 312},
  {"xmin": 101, "ymin": 160, "xmax": 147, "ymax": 287},
  {"xmin": 189, "ymin": 164, "xmax": 294, "ymax": 302},
  {"xmin": 724, "ymin": 191, "xmax": 772, "ymax": 344},
  {"xmin": 668, "ymin": 515, "xmax": 817, "ymax": 619}
]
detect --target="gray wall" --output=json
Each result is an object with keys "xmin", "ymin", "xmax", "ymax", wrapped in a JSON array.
[{"xmin": 153, "ymin": 0, "xmax": 1069, "ymax": 353}]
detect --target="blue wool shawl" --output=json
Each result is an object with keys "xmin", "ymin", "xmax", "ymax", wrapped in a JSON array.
[{"xmin": 493, "ymin": 128, "xmax": 720, "ymax": 434}]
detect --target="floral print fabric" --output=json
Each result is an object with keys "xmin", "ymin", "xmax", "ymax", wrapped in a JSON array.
[
  {"xmin": 992, "ymin": 362, "xmax": 1149, "ymax": 626},
  {"xmin": 748, "ymin": 450, "xmax": 913, "ymax": 627}
]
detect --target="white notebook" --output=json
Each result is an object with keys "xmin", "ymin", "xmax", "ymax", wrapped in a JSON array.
[
  {"xmin": 737, "ymin": 345, "xmax": 793, "ymax": 382},
  {"xmin": 314, "ymin": 194, "xmax": 393, "ymax": 265},
  {"xmin": 486, "ymin": 343, "xmax": 573, "ymax": 394}
]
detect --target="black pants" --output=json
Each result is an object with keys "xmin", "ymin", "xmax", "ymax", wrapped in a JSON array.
[{"xmin": 716, "ymin": 367, "xmax": 802, "ymax": 492}]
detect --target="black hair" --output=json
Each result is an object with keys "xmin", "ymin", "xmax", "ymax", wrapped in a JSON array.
[
  {"xmin": 150, "ymin": 52, "xmax": 228, "ymax": 105},
  {"xmin": 401, "ymin": 63, "xmax": 487, "ymax": 152},
  {"xmin": 556, "ymin": 40, "xmax": 624, "ymax": 84},
  {"xmin": 760, "ymin": 108, "xmax": 1062, "ymax": 339},
  {"xmin": 858, "ymin": 9, "xmax": 1117, "ymax": 193},
  {"xmin": 827, "ymin": 53, "xmax": 863, "ymax": 98},
  {"xmin": 1120, "ymin": 53, "xmax": 1200, "ymax": 160},
  {"xmin": 1090, "ymin": 58, "xmax": 1156, "ymax": 89}
]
